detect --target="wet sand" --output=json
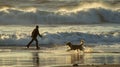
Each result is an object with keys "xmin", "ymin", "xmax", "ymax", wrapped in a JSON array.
[
  {"xmin": 0, "ymin": 46, "xmax": 120, "ymax": 67},
  {"xmin": 54, "ymin": 64, "xmax": 120, "ymax": 67}
]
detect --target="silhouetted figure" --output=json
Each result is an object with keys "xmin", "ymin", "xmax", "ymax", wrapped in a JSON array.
[{"xmin": 26, "ymin": 25, "xmax": 42, "ymax": 49}]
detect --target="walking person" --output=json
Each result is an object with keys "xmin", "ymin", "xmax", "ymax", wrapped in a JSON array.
[{"xmin": 26, "ymin": 25, "xmax": 42, "ymax": 49}]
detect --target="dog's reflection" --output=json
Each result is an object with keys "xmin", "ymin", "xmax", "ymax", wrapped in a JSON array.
[
  {"xmin": 71, "ymin": 53, "xmax": 84, "ymax": 64},
  {"xmin": 32, "ymin": 52, "xmax": 39, "ymax": 67}
]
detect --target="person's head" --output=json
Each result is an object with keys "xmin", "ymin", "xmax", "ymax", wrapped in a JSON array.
[{"xmin": 36, "ymin": 25, "xmax": 39, "ymax": 28}]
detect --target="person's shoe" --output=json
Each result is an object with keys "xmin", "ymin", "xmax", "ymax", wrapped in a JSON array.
[
  {"xmin": 26, "ymin": 45, "xmax": 29, "ymax": 48},
  {"xmin": 36, "ymin": 47, "xmax": 40, "ymax": 50}
]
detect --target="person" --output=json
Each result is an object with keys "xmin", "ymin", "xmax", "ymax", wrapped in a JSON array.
[{"xmin": 26, "ymin": 25, "xmax": 42, "ymax": 49}]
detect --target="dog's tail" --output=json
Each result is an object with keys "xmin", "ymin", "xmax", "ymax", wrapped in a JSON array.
[{"xmin": 80, "ymin": 39, "xmax": 85, "ymax": 43}]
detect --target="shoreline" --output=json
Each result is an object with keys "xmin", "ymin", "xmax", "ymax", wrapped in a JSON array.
[{"xmin": 0, "ymin": 46, "xmax": 120, "ymax": 53}]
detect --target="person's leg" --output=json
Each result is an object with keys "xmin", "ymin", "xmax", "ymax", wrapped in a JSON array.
[
  {"xmin": 35, "ymin": 38, "xmax": 40, "ymax": 49},
  {"xmin": 26, "ymin": 38, "xmax": 34, "ymax": 48}
]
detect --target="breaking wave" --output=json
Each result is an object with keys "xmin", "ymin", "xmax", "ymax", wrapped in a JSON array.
[
  {"xmin": 0, "ymin": 5, "xmax": 120, "ymax": 24},
  {"xmin": 0, "ymin": 31, "xmax": 120, "ymax": 46}
]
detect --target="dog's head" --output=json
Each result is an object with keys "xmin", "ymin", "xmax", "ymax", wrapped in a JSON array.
[
  {"xmin": 66, "ymin": 42, "xmax": 72, "ymax": 47},
  {"xmin": 80, "ymin": 39, "xmax": 85, "ymax": 44}
]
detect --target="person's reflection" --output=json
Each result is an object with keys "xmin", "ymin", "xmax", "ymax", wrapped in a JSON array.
[
  {"xmin": 32, "ymin": 52, "xmax": 39, "ymax": 67},
  {"xmin": 71, "ymin": 53, "xmax": 84, "ymax": 64}
]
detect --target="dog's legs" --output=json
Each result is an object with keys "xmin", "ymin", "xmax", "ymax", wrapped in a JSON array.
[{"xmin": 77, "ymin": 49, "xmax": 80, "ymax": 53}]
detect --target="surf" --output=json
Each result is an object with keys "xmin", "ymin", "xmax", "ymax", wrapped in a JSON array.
[
  {"xmin": 0, "ymin": 2, "xmax": 119, "ymax": 25},
  {"xmin": 0, "ymin": 24, "xmax": 120, "ymax": 46}
]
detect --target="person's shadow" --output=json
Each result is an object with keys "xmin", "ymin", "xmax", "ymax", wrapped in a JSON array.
[
  {"xmin": 32, "ymin": 52, "xmax": 39, "ymax": 67},
  {"xmin": 71, "ymin": 53, "xmax": 84, "ymax": 64}
]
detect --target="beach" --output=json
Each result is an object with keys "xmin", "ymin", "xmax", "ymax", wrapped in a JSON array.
[
  {"xmin": 54, "ymin": 64, "xmax": 120, "ymax": 67},
  {"xmin": 0, "ymin": 46, "xmax": 120, "ymax": 67},
  {"xmin": 0, "ymin": 0, "xmax": 120, "ymax": 67},
  {"xmin": 0, "ymin": 24, "xmax": 120, "ymax": 67}
]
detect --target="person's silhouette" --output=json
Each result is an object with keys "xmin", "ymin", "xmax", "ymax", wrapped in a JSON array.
[{"xmin": 26, "ymin": 25, "xmax": 42, "ymax": 49}]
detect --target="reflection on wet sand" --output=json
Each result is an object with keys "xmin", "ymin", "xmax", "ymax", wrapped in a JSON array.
[
  {"xmin": 0, "ymin": 49, "xmax": 120, "ymax": 67},
  {"xmin": 32, "ymin": 52, "xmax": 39, "ymax": 67},
  {"xmin": 71, "ymin": 53, "xmax": 84, "ymax": 64},
  {"xmin": 31, "ymin": 51, "xmax": 85, "ymax": 67}
]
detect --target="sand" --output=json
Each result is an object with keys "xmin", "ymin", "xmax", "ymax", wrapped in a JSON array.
[
  {"xmin": 54, "ymin": 64, "xmax": 120, "ymax": 67},
  {"xmin": 0, "ymin": 46, "xmax": 120, "ymax": 67}
]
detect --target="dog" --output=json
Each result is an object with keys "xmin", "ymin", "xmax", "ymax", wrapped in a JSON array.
[{"xmin": 66, "ymin": 40, "xmax": 85, "ymax": 52}]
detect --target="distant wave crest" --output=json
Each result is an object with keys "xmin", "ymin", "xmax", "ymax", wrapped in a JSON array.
[{"xmin": 0, "ymin": 7, "xmax": 120, "ymax": 24}]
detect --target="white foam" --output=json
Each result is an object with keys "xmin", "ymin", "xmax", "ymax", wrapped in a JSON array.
[{"xmin": 0, "ymin": 24, "xmax": 120, "ymax": 46}]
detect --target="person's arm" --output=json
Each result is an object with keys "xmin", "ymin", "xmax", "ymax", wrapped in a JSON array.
[
  {"xmin": 39, "ymin": 33, "xmax": 42, "ymax": 37},
  {"xmin": 37, "ymin": 29, "xmax": 42, "ymax": 38}
]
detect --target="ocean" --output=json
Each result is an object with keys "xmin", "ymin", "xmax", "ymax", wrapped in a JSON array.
[
  {"xmin": 0, "ymin": 0, "xmax": 119, "ymax": 24},
  {"xmin": 0, "ymin": 24, "xmax": 120, "ymax": 67},
  {"xmin": 0, "ymin": 0, "xmax": 120, "ymax": 67},
  {"xmin": 0, "ymin": 24, "xmax": 120, "ymax": 46}
]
